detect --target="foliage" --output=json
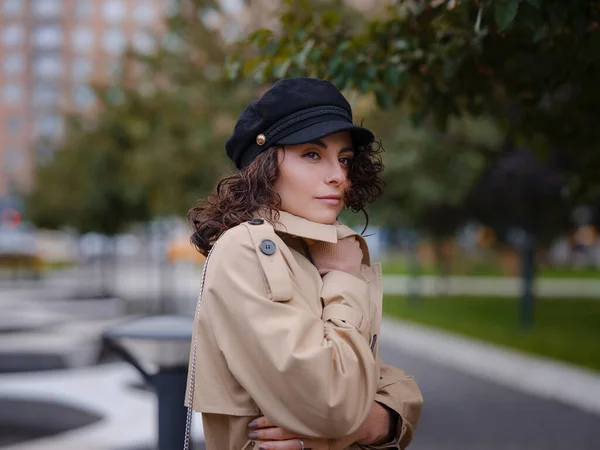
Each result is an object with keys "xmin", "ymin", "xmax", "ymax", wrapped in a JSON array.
[
  {"xmin": 26, "ymin": 114, "xmax": 151, "ymax": 235},
  {"xmin": 468, "ymin": 146, "xmax": 568, "ymax": 245},
  {"xmin": 366, "ymin": 113, "xmax": 501, "ymax": 232},
  {"xmin": 231, "ymin": 0, "xmax": 600, "ymax": 203}
]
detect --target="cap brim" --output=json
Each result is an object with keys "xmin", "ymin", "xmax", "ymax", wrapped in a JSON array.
[{"xmin": 275, "ymin": 120, "xmax": 374, "ymax": 148}]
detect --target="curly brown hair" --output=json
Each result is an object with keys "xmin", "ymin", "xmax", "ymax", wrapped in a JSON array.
[{"xmin": 188, "ymin": 139, "xmax": 385, "ymax": 256}]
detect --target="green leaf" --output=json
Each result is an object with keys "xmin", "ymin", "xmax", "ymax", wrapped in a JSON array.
[
  {"xmin": 321, "ymin": 11, "xmax": 341, "ymax": 28},
  {"xmin": 357, "ymin": 78, "xmax": 372, "ymax": 93},
  {"xmin": 383, "ymin": 67, "xmax": 405, "ymax": 88},
  {"xmin": 327, "ymin": 57, "xmax": 344, "ymax": 76},
  {"xmin": 224, "ymin": 59, "xmax": 241, "ymax": 80},
  {"xmin": 494, "ymin": 0, "xmax": 521, "ymax": 32},
  {"xmin": 248, "ymin": 29, "xmax": 273, "ymax": 48},
  {"xmin": 263, "ymin": 41, "xmax": 281, "ymax": 57},
  {"xmin": 524, "ymin": 0, "xmax": 540, "ymax": 7},
  {"xmin": 273, "ymin": 59, "xmax": 292, "ymax": 79},
  {"xmin": 294, "ymin": 39, "xmax": 314, "ymax": 69},
  {"xmin": 309, "ymin": 47, "xmax": 322, "ymax": 63},
  {"xmin": 532, "ymin": 28, "xmax": 547, "ymax": 43},
  {"xmin": 392, "ymin": 39, "xmax": 410, "ymax": 51},
  {"xmin": 374, "ymin": 85, "xmax": 393, "ymax": 109},
  {"xmin": 365, "ymin": 65, "xmax": 377, "ymax": 81}
]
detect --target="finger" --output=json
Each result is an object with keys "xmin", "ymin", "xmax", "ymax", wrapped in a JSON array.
[
  {"xmin": 248, "ymin": 416, "xmax": 276, "ymax": 429},
  {"xmin": 249, "ymin": 426, "xmax": 298, "ymax": 441}
]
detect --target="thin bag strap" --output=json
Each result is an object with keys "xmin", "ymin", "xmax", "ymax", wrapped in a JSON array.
[{"xmin": 184, "ymin": 246, "xmax": 215, "ymax": 450}]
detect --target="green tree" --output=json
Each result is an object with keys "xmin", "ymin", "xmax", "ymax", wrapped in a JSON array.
[
  {"xmin": 231, "ymin": 0, "xmax": 600, "ymax": 322},
  {"xmin": 26, "ymin": 112, "xmax": 151, "ymax": 297},
  {"xmin": 231, "ymin": 0, "xmax": 600, "ymax": 199}
]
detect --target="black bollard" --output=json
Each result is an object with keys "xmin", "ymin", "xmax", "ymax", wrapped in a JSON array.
[
  {"xmin": 153, "ymin": 367, "xmax": 188, "ymax": 450},
  {"xmin": 102, "ymin": 316, "xmax": 195, "ymax": 450},
  {"xmin": 519, "ymin": 231, "xmax": 536, "ymax": 329}
]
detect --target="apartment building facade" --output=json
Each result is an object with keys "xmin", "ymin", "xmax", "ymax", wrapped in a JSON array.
[{"xmin": 0, "ymin": 0, "xmax": 175, "ymax": 202}]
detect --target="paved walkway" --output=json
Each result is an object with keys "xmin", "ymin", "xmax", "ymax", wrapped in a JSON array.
[
  {"xmin": 0, "ymin": 363, "xmax": 204, "ymax": 450},
  {"xmin": 1, "ymin": 275, "xmax": 599, "ymax": 449}
]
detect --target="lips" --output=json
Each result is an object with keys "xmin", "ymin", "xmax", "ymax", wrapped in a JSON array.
[
  {"xmin": 316, "ymin": 195, "xmax": 342, "ymax": 200},
  {"xmin": 316, "ymin": 195, "xmax": 342, "ymax": 206}
]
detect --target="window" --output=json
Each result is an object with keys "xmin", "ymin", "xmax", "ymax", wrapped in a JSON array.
[
  {"xmin": 2, "ymin": 0, "xmax": 23, "ymax": 16},
  {"xmin": 36, "ymin": 143, "xmax": 56, "ymax": 163},
  {"xmin": 71, "ymin": 28, "xmax": 95, "ymax": 52},
  {"xmin": 32, "ymin": 81, "xmax": 60, "ymax": 107},
  {"xmin": 72, "ymin": 58, "xmax": 93, "ymax": 80},
  {"xmin": 3, "ymin": 148, "xmax": 23, "ymax": 170},
  {"xmin": 32, "ymin": 0, "xmax": 63, "ymax": 17},
  {"xmin": 164, "ymin": 0, "xmax": 179, "ymax": 16},
  {"xmin": 5, "ymin": 116, "xmax": 22, "ymax": 133},
  {"xmin": 133, "ymin": 1, "xmax": 155, "ymax": 24},
  {"xmin": 33, "ymin": 54, "xmax": 63, "ymax": 78},
  {"xmin": 3, "ymin": 54, "xmax": 25, "ymax": 76},
  {"xmin": 72, "ymin": 84, "xmax": 95, "ymax": 107},
  {"xmin": 32, "ymin": 26, "xmax": 64, "ymax": 48},
  {"xmin": 102, "ymin": 29, "xmax": 127, "ymax": 55},
  {"xmin": 220, "ymin": 0, "xmax": 244, "ymax": 15},
  {"xmin": 75, "ymin": 0, "xmax": 94, "ymax": 19},
  {"xmin": 107, "ymin": 61, "xmax": 121, "ymax": 77},
  {"xmin": 2, "ymin": 84, "xmax": 23, "ymax": 104},
  {"xmin": 201, "ymin": 8, "xmax": 221, "ymax": 30},
  {"xmin": 35, "ymin": 114, "xmax": 64, "ymax": 137},
  {"xmin": 103, "ymin": 0, "xmax": 126, "ymax": 22},
  {"xmin": 132, "ymin": 31, "xmax": 154, "ymax": 54},
  {"xmin": 2, "ymin": 25, "xmax": 25, "ymax": 47}
]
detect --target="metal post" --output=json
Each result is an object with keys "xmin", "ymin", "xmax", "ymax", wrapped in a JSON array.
[
  {"xmin": 520, "ymin": 231, "xmax": 536, "ymax": 328},
  {"xmin": 153, "ymin": 367, "xmax": 188, "ymax": 450}
]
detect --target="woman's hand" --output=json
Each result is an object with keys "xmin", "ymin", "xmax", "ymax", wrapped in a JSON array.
[
  {"xmin": 309, "ymin": 236, "xmax": 363, "ymax": 277},
  {"xmin": 248, "ymin": 402, "xmax": 396, "ymax": 449},
  {"xmin": 353, "ymin": 402, "xmax": 398, "ymax": 445},
  {"xmin": 247, "ymin": 416, "xmax": 332, "ymax": 449}
]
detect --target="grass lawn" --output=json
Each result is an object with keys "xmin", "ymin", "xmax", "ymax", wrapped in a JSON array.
[{"xmin": 382, "ymin": 295, "xmax": 600, "ymax": 373}]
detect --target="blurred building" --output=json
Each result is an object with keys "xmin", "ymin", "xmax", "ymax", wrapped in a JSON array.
[{"xmin": 0, "ymin": 0, "xmax": 177, "ymax": 201}]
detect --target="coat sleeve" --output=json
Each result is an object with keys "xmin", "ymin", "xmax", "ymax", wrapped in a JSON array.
[
  {"xmin": 360, "ymin": 355, "xmax": 423, "ymax": 449},
  {"xmin": 203, "ymin": 224, "xmax": 378, "ymax": 439}
]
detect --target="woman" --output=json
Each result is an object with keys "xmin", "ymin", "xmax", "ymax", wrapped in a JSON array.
[{"xmin": 186, "ymin": 78, "xmax": 422, "ymax": 450}]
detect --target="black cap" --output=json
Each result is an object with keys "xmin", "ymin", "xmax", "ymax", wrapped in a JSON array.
[{"xmin": 225, "ymin": 78, "xmax": 374, "ymax": 169}]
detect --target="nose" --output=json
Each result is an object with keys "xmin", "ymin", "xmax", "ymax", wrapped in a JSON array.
[{"xmin": 325, "ymin": 161, "xmax": 346, "ymax": 185}]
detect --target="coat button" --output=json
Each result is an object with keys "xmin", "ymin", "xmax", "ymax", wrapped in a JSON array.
[
  {"xmin": 248, "ymin": 218, "xmax": 264, "ymax": 225},
  {"xmin": 260, "ymin": 239, "xmax": 276, "ymax": 255}
]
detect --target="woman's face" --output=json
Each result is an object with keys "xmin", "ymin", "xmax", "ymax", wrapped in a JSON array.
[{"xmin": 274, "ymin": 131, "xmax": 354, "ymax": 225}]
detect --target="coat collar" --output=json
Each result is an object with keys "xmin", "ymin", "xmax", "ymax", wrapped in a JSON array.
[{"xmin": 256, "ymin": 210, "xmax": 370, "ymax": 264}]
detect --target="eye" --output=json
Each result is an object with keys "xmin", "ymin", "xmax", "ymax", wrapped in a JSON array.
[
  {"xmin": 302, "ymin": 151, "xmax": 320, "ymax": 160},
  {"xmin": 339, "ymin": 156, "xmax": 353, "ymax": 166}
]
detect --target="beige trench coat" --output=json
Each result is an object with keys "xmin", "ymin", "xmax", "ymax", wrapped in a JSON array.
[{"xmin": 186, "ymin": 211, "xmax": 423, "ymax": 450}]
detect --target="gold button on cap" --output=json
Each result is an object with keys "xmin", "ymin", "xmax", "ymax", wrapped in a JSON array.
[{"xmin": 256, "ymin": 134, "xmax": 266, "ymax": 145}]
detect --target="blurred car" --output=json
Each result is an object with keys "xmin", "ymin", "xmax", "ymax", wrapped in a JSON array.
[{"xmin": 167, "ymin": 235, "xmax": 206, "ymax": 264}]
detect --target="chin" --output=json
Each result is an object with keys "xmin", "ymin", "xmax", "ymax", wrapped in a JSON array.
[{"xmin": 306, "ymin": 209, "xmax": 340, "ymax": 225}]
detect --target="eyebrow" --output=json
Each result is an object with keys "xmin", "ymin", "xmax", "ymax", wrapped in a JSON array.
[{"xmin": 307, "ymin": 140, "xmax": 355, "ymax": 154}]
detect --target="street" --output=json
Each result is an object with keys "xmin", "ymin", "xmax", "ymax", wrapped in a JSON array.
[{"xmin": 379, "ymin": 342, "xmax": 600, "ymax": 450}]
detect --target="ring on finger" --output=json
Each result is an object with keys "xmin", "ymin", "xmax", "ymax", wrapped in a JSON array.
[{"xmin": 299, "ymin": 438, "xmax": 305, "ymax": 450}]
